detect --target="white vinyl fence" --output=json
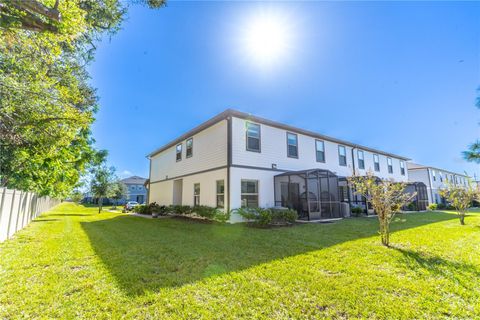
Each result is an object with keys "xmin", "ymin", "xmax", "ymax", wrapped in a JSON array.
[{"xmin": 0, "ymin": 188, "xmax": 60, "ymax": 243}]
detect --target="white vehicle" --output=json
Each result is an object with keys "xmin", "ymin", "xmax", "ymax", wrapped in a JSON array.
[{"xmin": 125, "ymin": 201, "xmax": 139, "ymax": 211}]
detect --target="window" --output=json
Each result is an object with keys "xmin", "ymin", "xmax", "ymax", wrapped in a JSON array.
[
  {"xmin": 246, "ymin": 122, "xmax": 261, "ymax": 152},
  {"xmin": 400, "ymin": 161, "xmax": 405, "ymax": 175},
  {"xmin": 373, "ymin": 154, "xmax": 380, "ymax": 171},
  {"xmin": 315, "ymin": 140, "xmax": 325, "ymax": 162},
  {"xmin": 216, "ymin": 180, "xmax": 225, "ymax": 208},
  {"xmin": 186, "ymin": 138, "xmax": 193, "ymax": 158},
  {"xmin": 287, "ymin": 132, "xmax": 298, "ymax": 158},
  {"xmin": 176, "ymin": 144, "xmax": 182, "ymax": 161},
  {"xmin": 357, "ymin": 150, "xmax": 365, "ymax": 169},
  {"xmin": 338, "ymin": 145, "xmax": 347, "ymax": 166},
  {"xmin": 193, "ymin": 183, "xmax": 200, "ymax": 206},
  {"xmin": 387, "ymin": 158, "xmax": 393, "ymax": 174},
  {"xmin": 241, "ymin": 180, "xmax": 258, "ymax": 208},
  {"xmin": 432, "ymin": 170, "xmax": 436, "ymax": 181},
  {"xmin": 439, "ymin": 172, "xmax": 443, "ymax": 182}
]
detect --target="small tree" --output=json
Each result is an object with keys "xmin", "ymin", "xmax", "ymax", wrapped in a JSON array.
[
  {"xmin": 439, "ymin": 181, "xmax": 479, "ymax": 225},
  {"xmin": 90, "ymin": 166, "xmax": 116, "ymax": 213},
  {"xmin": 348, "ymin": 172, "xmax": 416, "ymax": 247},
  {"xmin": 111, "ymin": 181, "xmax": 129, "ymax": 209},
  {"xmin": 70, "ymin": 190, "xmax": 84, "ymax": 203}
]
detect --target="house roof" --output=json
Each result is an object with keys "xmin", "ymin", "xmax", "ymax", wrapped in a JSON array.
[
  {"xmin": 120, "ymin": 176, "xmax": 147, "ymax": 185},
  {"xmin": 407, "ymin": 162, "xmax": 469, "ymax": 177},
  {"xmin": 147, "ymin": 109, "xmax": 411, "ymax": 160}
]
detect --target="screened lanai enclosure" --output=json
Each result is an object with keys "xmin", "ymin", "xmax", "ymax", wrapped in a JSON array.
[
  {"xmin": 403, "ymin": 182, "xmax": 429, "ymax": 211},
  {"xmin": 274, "ymin": 169, "xmax": 343, "ymax": 220}
]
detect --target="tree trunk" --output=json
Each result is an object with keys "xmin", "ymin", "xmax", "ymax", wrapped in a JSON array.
[
  {"xmin": 379, "ymin": 217, "xmax": 390, "ymax": 247},
  {"xmin": 459, "ymin": 213, "xmax": 465, "ymax": 225},
  {"xmin": 98, "ymin": 197, "xmax": 103, "ymax": 213}
]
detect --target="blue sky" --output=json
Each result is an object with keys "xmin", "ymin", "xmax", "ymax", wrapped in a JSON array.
[{"xmin": 89, "ymin": 1, "xmax": 480, "ymax": 180}]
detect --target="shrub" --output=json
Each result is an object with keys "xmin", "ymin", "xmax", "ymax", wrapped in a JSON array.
[
  {"xmin": 427, "ymin": 203, "xmax": 438, "ymax": 211},
  {"xmin": 351, "ymin": 206, "xmax": 364, "ymax": 217},
  {"xmin": 436, "ymin": 203, "xmax": 446, "ymax": 210},
  {"xmin": 270, "ymin": 208, "xmax": 298, "ymax": 224},
  {"xmin": 235, "ymin": 207, "xmax": 297, "ymax": 227},
  {"xmin": 133, "ymin": 204, "xmax": 151, "ymax": 215},
  {"xmin": 169, "ymin": 205, "xmax": 193, "ymax": 215},
  {"xmin": 133, "ymin": 202, "xmax": 169, "ymax": 216}
]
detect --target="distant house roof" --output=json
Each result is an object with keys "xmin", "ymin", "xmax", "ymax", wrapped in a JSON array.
[
  {"xmin": 120, "ymin": 176, "xmax": 147, "ymax": 185},
  {"xmin": 407, "ymin": 163, "xmax": 469, "ymax": 177}
]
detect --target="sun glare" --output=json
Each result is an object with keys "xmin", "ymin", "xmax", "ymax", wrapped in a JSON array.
[{"xmin": 240, "ymin": 11, "xmax": 293, "ymax": 69}]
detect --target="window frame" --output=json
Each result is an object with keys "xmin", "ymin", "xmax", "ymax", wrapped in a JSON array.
[
  {"xmin": 432, "ymin": 170, "xmax": 436, "ymax": 181},
  {"xmin": 387, "ymin": 157, "xmax": 393, "ymax": 174},
  {"xmin": 176, "ymin": 143, "xmax": 182, "ymax": 162},
  {"xmin": 315, "ymin": 140, "xmax": 325, "ymax": 163},
  {"xmin": 186, "ymin": 138, "xmax": 193, "ymax": 158},
  {"xmin": 338, "ymin": 145, "xmax": 347, "ymax": 166},
  {"xmin": 286, "ymin": 132, "xmax": 299, "ymax": 158},
  {"xmin": 245, "ymin": 122, "xmax": 261, "ymax": 153},
  {"xmin": 357, "ymin": 150, "xmax": 365, "ymax": 169},
  {"xmin": 400, "ymin": 160, "xmax": 405, "ymax": 175},
  {"xmin": 373, "ymin": 154, "xmax": 380, "ymax": 172},
  {"xmin": 241, "ymin": 179, "xmax": 259, "ymax": 208},
  {"xmin": 216, "ymin": 180, "xmax": 225, "ymax": 209},
  {"xmin": 193, "ymin": 183, "xmax": 200, "ymax": 206}
]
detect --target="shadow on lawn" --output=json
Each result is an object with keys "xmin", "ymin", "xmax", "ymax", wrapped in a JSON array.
[
  {"xmin": 394, "ymin": 247, "xmax": 480, "ymax": 290},
  {"xmin": 81, "ymin": 211, "xmax": 457, "ymax": 296}
]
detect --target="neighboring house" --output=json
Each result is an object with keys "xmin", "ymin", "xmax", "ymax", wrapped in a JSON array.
[
  {"xmin": 147, "ymin": 109, "xmax": 411, "ymax": 222},
  {"xmin": 407, "ymin": 163, "xmax": 471, "ymax": 205},
  {"xmin": 121, "ymin": 176, "xmax": 147, "ymax": 204}
]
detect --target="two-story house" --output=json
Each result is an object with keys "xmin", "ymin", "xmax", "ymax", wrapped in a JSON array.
[
  {"xmin": 147, "ymin": 109, "xmax": 411, "ymax": 222},
  {"xmin": 121, "ymin": 176, "xmax": 148, "ymax": 204},
  {"xmin": 407, "ymin": 163, "xmax": 471, "ymax": 204}
]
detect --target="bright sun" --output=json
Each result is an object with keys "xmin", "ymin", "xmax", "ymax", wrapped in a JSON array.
[{"xmin": 240, "ymin": 11, "xmax": 293, "ymax": 68}]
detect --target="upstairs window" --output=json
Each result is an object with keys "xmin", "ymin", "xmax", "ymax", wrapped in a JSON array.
[
  {"xmin": 315, "ymin": 140, "xmax": 325, "ymax": 162},
  {"xmin": 194, "ymin": 183, "xmax": 200, "ymax": 206},
  {"xmin": 186, "ymin": 138, "xmax": 193, "ymax": 158},
  {"xmin": 241, "ymin": 180, "xmax": 258, "ymax": 208},
  {"xmin": 373, "ymin": 154, "xmax": 380, "ymax": 172},
  {"xmin": 357, "ymin": 150, "xmax": 365, "ymax": 169},
  {"xmin": 176, "ymin": 144, "xmax": 182, "ymax": 161},
  {"xmin": 439, "ymin": 172, "xmax": 443, "ymax": 182},
  {"xmin": 246, "ymin": 122, "xmax": 261, "ymax": 152},
  {"xmin": 287, "ymin": 133, "xmax": 298, "ymax": 158},
  {"xmin": 400, "ymin": 161, "xmax": 405, "ymax": 175},
  {"xmin": 387, "ymin": 158, "xmax": 393, "ymax": 174},
  {"xmin": 216, "ymin": 180, "xmax": 225, "ymax": 208},
  {"xmin": 432, "ymin": 170, "xmax": 436, "ymax": 181},
  {"xmin": 338, "ymin": 145, "xmax": 347, "ymax": 166}
]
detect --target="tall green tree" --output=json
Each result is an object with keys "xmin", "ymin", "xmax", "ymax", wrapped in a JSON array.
[
  {"xmin": 111, "ymin": 180, "xmax": 129, "ymax": 208},
  {"xmin": 90, "ymin": 165, "xmax": 116, "ymax": 213},
  {"xmin": 0, "ymin": 0, "xmax": 164, "ymax": 198}
]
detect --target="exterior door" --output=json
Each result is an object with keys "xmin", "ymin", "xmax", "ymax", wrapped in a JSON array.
[{"xmin": 172, "ymin": 179, "xmax": 183, "ymax": 205}]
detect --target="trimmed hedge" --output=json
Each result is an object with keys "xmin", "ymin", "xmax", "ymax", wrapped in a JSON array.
[
  {"xmin": 133, "ymin": 202, "xmax": 168, "ymax": 215},
  {"xmin": 235, "ymin": 207, "xmax": 298, "ymax": 227}
]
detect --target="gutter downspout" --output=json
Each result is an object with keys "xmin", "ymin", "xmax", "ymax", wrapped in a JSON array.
[
  {"xmin": 427, "ymin": 168, "xmax": 434, "ymax": 204},
  {"xmin": 227, "ymin": 116, "xmax": 232, "ymax": 215}
]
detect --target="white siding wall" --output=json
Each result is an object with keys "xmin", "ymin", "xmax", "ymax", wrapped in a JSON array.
[
  {"xmin": 149, "ymin": 168, "xmax": 227, "ymax": 209},
  {"xmin": 229, "ymin": 167, "xmax": 277, "ymax": 222},
  {"xmin": 150, "ymin": 120, "xmax": 228, "ymax": 182},
  {"xmin": 231, "ymin": 117, "xmax": 408, "ymax": 182}
]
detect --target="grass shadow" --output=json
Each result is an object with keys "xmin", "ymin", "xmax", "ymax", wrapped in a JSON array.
[
  {"xmin": 393, "ymin": 247, "xmax": 480, "ymax": 290},
  {"xmin": 81, "ymin": 211, "xmax": 458, "ymax": 296}
]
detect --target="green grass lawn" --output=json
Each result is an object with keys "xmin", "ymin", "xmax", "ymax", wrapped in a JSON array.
[{"xmin": 1, "ymin": 203, "xmax": 479, "ymax": 319}]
